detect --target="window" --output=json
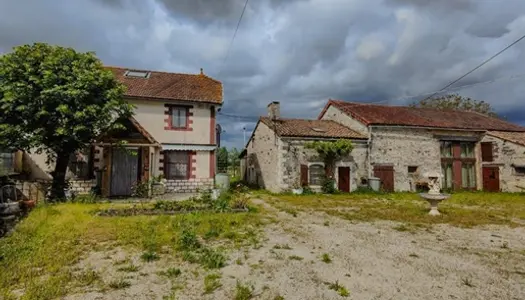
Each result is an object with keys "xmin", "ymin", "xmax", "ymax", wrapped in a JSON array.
[
  {"xmin": 461, "ymin": 163, "xmax": 476, "ymax": 189},
  {"xmin": 407, "ymin": 166, "xmax": 418, "ymax": 174},
  {"xmin": 514, "ymin": 166, "xmax": 525, "ymax": 176},
  {"xmin": 124, "ymin": 70, "xmax": 150, "ymax": 78},
  {"xmin": 309, "ymin": 164, "xmax": 324, "ymax": 186},
  {"xmin": 170, "ymin": 106, "xmax": 188, "ymax": 129},
  {"xmin": 440, "ymin": 141, "xmax": 452, "ymax": 157},
  {"xmin": 460, "ymin": 142, "xmax": 475, "ymax": 158},
  {"xmin": 68, "ymin": 148, "xmax": 94, "ymax": 179},
  {"xmin": 481, "ymin": 142, "xmax": 494, "ymax": 162},
  {"xmin": 165, "ymin": 151, "xmax": 189, "ymax": 180},
  {"xmin": 442, "ymin": 162, "xmax": 453, "ymax": 189}
]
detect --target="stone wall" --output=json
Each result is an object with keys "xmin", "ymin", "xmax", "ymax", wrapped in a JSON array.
[
  {"xmin": 481, "ymin": 135, "xmax": 525, "ymax": 192},
  {"xmin": 320, "ymin": 105, "xmax": 369, "ymax": 136},
  {"xmin": 69, "ymin": 180, "xmax": 96, "ymax": 195},
  {"xmin": 244, "ymin": 122, "xmax": 281, "ymax": 192},
  {"xmin": 279, "ymin": 139, "xmax": 368, "ymax": 192},
  {"xmin": 165, "ymin": 178, "xmax": 214, "ymax": 193}
]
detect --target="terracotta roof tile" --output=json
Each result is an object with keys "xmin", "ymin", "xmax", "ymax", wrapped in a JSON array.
[
  {"xmin": 260, "ymin": 117, "xmax": 366, "ymax": 139},
  {"xmin": 106, "ymin": 66, "xmax": 223, "ymax": 104},
  {"xmin": 326, "ymin": 100, "xmax": 525, "ymax": 132},
  {"xmin": 487, "ymin": 131, "xmax": 525, "ymax": 147}
]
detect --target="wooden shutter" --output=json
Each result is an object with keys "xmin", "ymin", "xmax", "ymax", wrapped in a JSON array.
[
  {"xmin": 300, "ymin": 164, "xmax": 308, "ymax": 186},
  {"xmin": 481, "ymin": 142, "xmax": 493, "ymax": 162}
]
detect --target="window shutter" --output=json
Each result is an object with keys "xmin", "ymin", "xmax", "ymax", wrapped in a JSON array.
[
  {"xmin": 481, "ymin": 142, "xmax": 493, "ymax": 162},
  {"xmin": 300, "ymin": 164, "xmax": 308, "ymax": 186}
]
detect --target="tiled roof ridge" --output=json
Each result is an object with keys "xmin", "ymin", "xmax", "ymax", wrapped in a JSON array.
[{"xmin": 105, "ymin": 66, "xmax": 222, "ymax": 84}]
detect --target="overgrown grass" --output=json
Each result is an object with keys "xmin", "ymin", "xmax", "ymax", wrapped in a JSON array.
[
  {"xmin": 0, "ymin": 202, "xmax": 261, "ymax": 299},
  {"xmin": 267, "ymin": 192, "xmax": 525, "ymax": 227},
  {"xmin": 203, "ymin": 273, "xmax": 222, "ymax": 294}
]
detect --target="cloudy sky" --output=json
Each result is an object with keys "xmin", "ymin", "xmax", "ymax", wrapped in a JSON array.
[{"xmin": 1, "ymin": 0, "xmax": 525, "ymax": 148}]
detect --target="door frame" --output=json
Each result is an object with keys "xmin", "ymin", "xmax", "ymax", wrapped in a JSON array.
[
  {"xmin": 109, "ymin": 146, "xmax": 140, "ymax": 197},
  {"xmin": 337, "ymin": 166, "xmax": 351, "ymax": 192},
  {"xmin": 482, "ymin": 166, "xmax": 500, "ymax": 192}
]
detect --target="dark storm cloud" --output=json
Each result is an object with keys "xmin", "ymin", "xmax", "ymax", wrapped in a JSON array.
[{"xmin": 1, "ymin": 0, "xmax": 525, "ymax": 148}]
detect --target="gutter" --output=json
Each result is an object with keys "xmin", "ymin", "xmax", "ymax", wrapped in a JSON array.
[{"xmin": 368, "ymin": 124, "xmax": 487, "ymax": 132}]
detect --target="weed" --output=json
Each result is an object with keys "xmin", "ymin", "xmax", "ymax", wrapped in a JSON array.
[
  {"xmin": 501, "ymin": 242, "xmax": 509, "ymax": 249},
  {"xmin": 326, "ymin": 280, "xmax": 349, "ymax": 297},
  {"xmin": 409, "ymin": 253, "xmax": 419, "ymax": 258},
  {"xmin": 321, "ymin": 253, "xmax": 332, "ymax": 263},
  {"xmin": 73, "ymin": 269, "xmax": 101, "ymax": 286},
  {"xmin": 158, "ymin": 267, "xmax": 182, "ymax": 278},
  {"xmin": 234, "ymin": 281, "xmax": 254, "ymax": 300},
  {"xmin": 178, "ymin": 229, "xmax": 201, "ymax": 250},
  {"xmin": 236, "ymin": 258, "xmax": 244, "ymax": 265},
  {"xmin": 204, "ymin": 226, "xmax": 221, "ymax": 240},
  {"xmin": 231, "ymin": 194, "xmax": 250, "ymax": 210},
  {"xmin": 283, "ymin": 208, "xmax": 298, "ymax": 217},
  {"xmin": 200, "ymin": 247, "xmax": 227, "ymax": 269},
  {"xmin": 203, "ymin": 273, "xmax": 222, "ymax": 294},
  {"xmin": 461, "ymin": 277, "xmax": 475, "ymax": 287},
  {"xmin": 274, "ymin": 296, "xmax": 285, "ymax": 300},
  {"xmin": 323, "ymin": 221, "xmax": 330, "ymax": 226},
  {"xmin": 273, "ymin": 244, "xmax": 292, "ymax": 250},
  {"xmin": 113, "ymin": 258, "xmax": 131, "ymax": 265},
  {"xmin": 288, "ymin": 255, "xmax": 304, "ymax": 261},
  {"xmin": 141, "ymin": 251, "xmax": 160, "ymax": 262},
  {"xmin": 108, "ymin": 279, "xmax": 131, "ymax": 289},
  {"xmin": 393, "ymin": 224, "xmax": 410, "ymax": 232},
  {"xmin": 117, "ymin": 264, "xmax": 140, "ymax": 272}
]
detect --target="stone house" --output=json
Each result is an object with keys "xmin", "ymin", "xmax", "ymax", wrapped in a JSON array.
[
  {"xmin": 318, "ymin": 100, "xmax": 525, "ymax": 192},
  {"xmin": 241, "ymin": 102, "xmax": 368, "ymax": 193},
  {"xmin": 241, "ymin": 100, "xmax": 525, "ymax": 193},
  {"xmin": 11, "ymin": 67, "xmax": 223, "ymax": 197}
]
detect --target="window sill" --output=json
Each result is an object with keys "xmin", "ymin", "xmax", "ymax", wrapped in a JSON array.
[{"xmin": 164, "ymin": 126, "xmax": 193, "ymax": 131}]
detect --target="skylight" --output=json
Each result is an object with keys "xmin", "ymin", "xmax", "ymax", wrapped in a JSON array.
[
  {"xmin": 124, "ymin": 70, "xmax": 151, "ymax": 78},
  {"xmin": 311, "ymin": 127, "xmax": 326, "ymax": 132}
]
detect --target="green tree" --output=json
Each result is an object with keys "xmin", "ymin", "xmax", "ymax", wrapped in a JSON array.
[
  {"xmin": 228, "ymin": 147, "xmax": 240, "ymax": 176},
  {"xmin": 304, "ymin": 139, "xmax": 354, "ymax": 179},
  {"xmin": 410, "ymin": 94, "xmax": 499, "ymax": 118},
  {"xmin": 0, "ymin": 43, "xmax": 133, "ymax": 201},
  {"xmin": 217, "ymin": 147, "xmax": 229, "ymax": 174}
]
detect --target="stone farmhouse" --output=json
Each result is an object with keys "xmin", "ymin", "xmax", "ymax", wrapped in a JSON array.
[
  {"xmin": 241, "ymin": 100, "xmax": 525, "ymax": 193},
  {"xmin": 1, "ymin": 67, "xmax": 223, "ymax": 197}
]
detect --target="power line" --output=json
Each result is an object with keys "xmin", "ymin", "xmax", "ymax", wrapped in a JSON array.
[
  {"xmin": 217, "ymin": 73, "xmax": 525, "ymax": 119},
  {"xmin": 217, "ymin": 0, "xmax": 250, "ymax": 77},
  {"xmin": 420, "ymin": 33, "xmax": 525, "ymax": 102}
]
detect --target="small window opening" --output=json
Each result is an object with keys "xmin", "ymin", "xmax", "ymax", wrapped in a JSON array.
[
  {"xmin": 124, "ymin": 70, "xmax": 151, "ymax": 78},
  {"xmin": 514, "ymin": 166, "xmax": 525, "ymax": 176},
  {"xmin": 408, "ymin": 166, "xmax": 418, "ymax": 174}
]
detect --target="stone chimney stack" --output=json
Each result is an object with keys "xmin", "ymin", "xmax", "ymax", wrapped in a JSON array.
[{"xmin": 267, "ymin": 101, "xmax": 280, "ymax": 120}]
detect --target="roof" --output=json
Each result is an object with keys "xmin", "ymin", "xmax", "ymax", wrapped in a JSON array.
[
  {"xmin": 487, "ymin": 131, "xmax": 525, "ymax": 147},
  {"xmin": 321, "ymin": 100, "xmax": 525, "ymax": 132},
  {"xmin": 260, "ymin": 117, "xmax": 366, "ymax": 139},
  {"xmin": 106, "ymin": 66, "xmax": 223, "ymax": 104},
  {"xmin": 129, "ymin": 117, "xmax": 159, "ymax": 145}
]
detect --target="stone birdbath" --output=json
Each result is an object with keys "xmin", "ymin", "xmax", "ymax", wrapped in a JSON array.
[{"xmin": 419, "ymin": 171, "xmax": 450, "ymax": 216}]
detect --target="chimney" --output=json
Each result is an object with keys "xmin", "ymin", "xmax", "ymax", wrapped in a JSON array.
[
  {"xmin": 200, "ymin": 68, "xmax": 204, "ymax": 75},
  {"xmin": 268, "ymin": 101, "xmax": 280, "ymax": 120}
]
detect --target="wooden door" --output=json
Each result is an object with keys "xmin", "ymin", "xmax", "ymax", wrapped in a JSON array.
[
  {"xmin": 338, "ymin": 167, "xmax": 350, "ymax": 192},
  {"xmin": 373, "ymin": 165, "xmax": 394, "ymax": 192},
  {"xmin": 482, "ymin": 166, "xmax": 500, "ymax": 192},
  {"xmin": 110, "ymin": 148, "xmax": 139, "ymax": 197}
]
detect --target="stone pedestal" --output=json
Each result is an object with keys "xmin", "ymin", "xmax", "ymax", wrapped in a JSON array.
[{"xmin": 152, "ymin": 183, "xmax": 165, "ymax": 196}]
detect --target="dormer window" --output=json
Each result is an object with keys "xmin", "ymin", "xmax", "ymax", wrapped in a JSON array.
[{"xmin": 124, "ymin": 70, "xmax": 151, "ymax": 78}]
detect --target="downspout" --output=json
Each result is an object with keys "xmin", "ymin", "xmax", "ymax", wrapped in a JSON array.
[{"xmin": 367, "ymin": 126, "xmax": 373, "ymax": 179}]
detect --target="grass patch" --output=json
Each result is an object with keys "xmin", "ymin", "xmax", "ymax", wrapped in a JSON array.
[
  {"xmin": 234, "ymin": 281, "xmax": 254, "ymax": 300},
  {"xmin": 273, "ymin": 244, "xmax": 292, "ymax": 250},
  {"xmin": 321, "ymin": 253, "xmax": 332, "ymax": 263},
  {"xmin": 117, "ymin": 264, "xmax": 140, "ymax": 272},
  {"xmin": 108, "ymin": 279, "xmax": 131, "ymax": 289},
  {"xmin": 326, "ymin": 280, "xmax": 349, "ymax": 297},
  {"xmin": 203, "ymin": 273, "xmax": 222, "ymax": 294},
  {"xmin": 141, "ymin": 251, "xmax": 160, "ymax": 262},
  {"xmin": 270, "ymin": 192, "xmax": 525, "ymax": 227},
  {"xmin": 288, "ymin": 255, "xmax": 304, "ymax": 261},
  {"xmin": 158, "ymin": 267, "xmax": 182, "ymax": 278},
  {"xmin": 0, "ymin": 202, "xmax": 260, "ymax": 298}
]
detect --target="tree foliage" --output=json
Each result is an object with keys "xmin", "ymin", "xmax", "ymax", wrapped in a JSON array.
[
  {"xmin": 410, "ymin": 94, "xmax": 499, "ymax": 118},
  {"xmin": 0, "ymin": 43, "xmax": 134, "ymax": 200},
  {"xmin": 217, "ymin": 147, "xmax": 229, "ymax": 173},
  {"xmin": 304, "ymin": 139, "xmax": 354, "ymax": 178}
]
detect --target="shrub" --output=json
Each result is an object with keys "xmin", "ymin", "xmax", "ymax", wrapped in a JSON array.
[
  {"xmin": 203, "ymin": 273, "xmax": 222, "ymax": 294},
  {"xmin": 200, "ymin": 247, "xmax": 227, "ymax": 269},
  {"xmin": 321, "ymin": 177, "xmax": 337, "ymax": 194},
  {"xmin": 178, "ymin": 229, "xmax": 201, "ymax": 250},
  {"xmin": 214, "ymin": 192, "xmax": 231, "ymax": 212},
  {"xmin": 230, "ymin": 194, "xmax": 249, "ymax": 210},
  {"xmin": 302, "ymin": 186, "xmax": 315, "ymax": 195},
  {"xmin": 234, "ymin": 281, "xmax": 254, "ymax": 300},
  {"xmin": 108, "ymin": 279, "xmax": 131, "ymax": 289}
]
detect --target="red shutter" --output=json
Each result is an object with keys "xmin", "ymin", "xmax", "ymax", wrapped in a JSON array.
[
  {"xmin": 481, "ymin": 142, "xmax": 493, "ymax": 162},
  {"xmin": 300, "ymin": 165, "xmax": 308, "ymax": 186}
]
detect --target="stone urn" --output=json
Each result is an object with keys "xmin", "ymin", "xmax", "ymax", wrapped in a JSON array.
[{"xmin": 419, "ymin": 171, "xmax": 450, "ymax": 216}]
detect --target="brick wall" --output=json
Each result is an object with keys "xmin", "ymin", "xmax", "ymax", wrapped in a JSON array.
[
  {"xmin": 69, "ymin": 180, "xmax": 96, "ymax": 194},
  {"xmin": 164, "ymin": 178, "xmax": 214, "ymax": 193}
]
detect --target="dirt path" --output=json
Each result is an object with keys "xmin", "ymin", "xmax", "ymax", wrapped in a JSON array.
[{"xmin": 66, "ymin": 197, "xmax": 525, "ymax": 300}]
